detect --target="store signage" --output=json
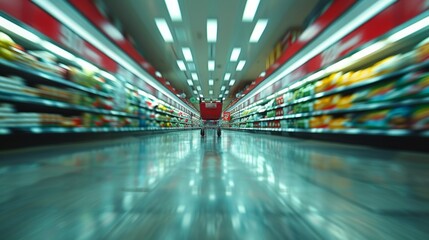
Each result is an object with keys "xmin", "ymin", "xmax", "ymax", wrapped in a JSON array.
[
  {"xmin": 68, "ymin": 0, "xmax": 157, "ymax": 77},
  {"xmin": 307, "ymin": 0, "xmax": 428, "ymax": 73},
  {"xmin": 245, "ymin": 0, "xmax": 428, "ymax": 108},
  {"xmin": 0, "ymin": 0, "xmax": 169, "ymax": 103},
  {"xmin": 0, "ymin": 0, "xmax": 117, "ymax": 72},
  {"xmin": 252, "ymin": 0, "xmax": 357, "ymax": 88},
  {"xmin": 222, "ymin": 112, "xmax": 231, "ymax": 121}
]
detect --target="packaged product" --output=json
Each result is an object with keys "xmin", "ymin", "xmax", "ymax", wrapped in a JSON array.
[
  {"xmin": 352, "ymin": 110, "xmax": 389, "ymax": 129},
  {"xmin": 266, "ymin": 110, "xmax": 276, "ymax": 118},
  {"xmin": 328, "ymin": 117, "xmax": 349, "ymax": 129},
  {"xmin": 315, "ymin": 72, "xmax": 342, "ymax": 93},
  {"xmin": 412, "ymin": 105, "xmax": 429, "ymax": 130},
  {"xmin": 372, "ymin": 52, "xmax": 415, "ymax": 76},
  {"xmin": 386, "ymin": 107, "xmax": 412, "ymax": 129},
  {"xmin": 296, "ymin": 118, "xmax": 310, "ymax": 129},
  {"xmin": 276, "ymin": 95, "xmax": 284, "ymax": 105},
  {"xmin": 310, "ymin": 115, "xmax": 332, "ymax": 129},
  {"xmin": 300, "ymin": 102, "xmax": 313, "ymax": 113},
  {"xmin": 415, "ymin": 37, "xmax": 429, "ymax": 62}
]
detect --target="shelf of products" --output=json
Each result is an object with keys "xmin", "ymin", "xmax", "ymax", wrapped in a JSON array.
[
  {"xmin": 0, "ymin": 58, "xmax": 111, "ymax": 98},
  {"xmin": 0, "ymin": 19, "xmax": 196, "ymax": 135},
  {"xmin": 0, "ymin": 91, "xmax": 138, "ymax": 118},
  {"xmin": 229, "ymin": 20, "xmax": 429, "ymax": 137},
  {"xmin": 0, "ymin": 126, "xmax": 197, "ymax": 135},
  {"xmin": 228, "ymin": 127, "xmax": 428, "ymax": 138}
]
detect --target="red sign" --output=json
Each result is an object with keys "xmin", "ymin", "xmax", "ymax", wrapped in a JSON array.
[
  {"xmin": 247, "ymin": 0, "xmax": 357, "ymax": 93},
  {"xmin": 240, "ymin": 0, "xmax": 428, "ymax": 108},
  {"xmin": 0, "ymin": 0, "xmax": 118, "ymax": 72},
  {"xmin": 222, "ymin": 112, "xmax": 231, "ymax": 121},
  {"xmin": 68, "ymin": 0, "xmax": 157, "ymax": 77}
]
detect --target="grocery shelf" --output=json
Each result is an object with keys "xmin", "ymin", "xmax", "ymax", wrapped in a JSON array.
[
  {"xmin": 312, "ymin": 97, "xmax": 429, "ymax": 116},
  {"xmin": 313, "ymin": 61, "xmax": 429, "ymax": 99},
  {"xmin": 154, "ymin": 109, "xmax": 188, "ymax": 119},
  {"xmin": 232, "ymin": 97, "xmax": 429, "ymax": 125},
  {"xmin": 0, "ymin": 126, "xmax": 198, "ymax": 135},
  {"xmin": 0, "ymin": 59, "xmax": 111, "ymax": 98},
  {"xmin": 232, "ymin": 60, "xmax": 429, "ymax": 120},
  {"xmin": 0, "ymin": 92, "xmax": 138, "ymax": 118},
  {"xmin": 227, "ymin": 127, "xmax": 428, "ymax": 137}
]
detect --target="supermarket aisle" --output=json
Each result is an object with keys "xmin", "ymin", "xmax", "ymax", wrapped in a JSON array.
[{"xmin": 1, "ymin": 131, "xmax": 429, "ymax": 239}]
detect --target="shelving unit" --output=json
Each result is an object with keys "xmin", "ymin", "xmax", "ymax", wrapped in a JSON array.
[
  {"xmin": 0, "ymin": 14, "xmax": 197, "ymax": 137},
  {"xmin": 227, "ymin": 13, "xmax": 429, "ymax": 146},
  {"xmin": 0, "ymin": 59, "xmax": 111, "ymax": 98}
]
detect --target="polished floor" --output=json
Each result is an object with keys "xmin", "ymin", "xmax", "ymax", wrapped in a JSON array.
[{"xmin": 1, "ymin": 130, "xmax": 429, "ymax": 239}]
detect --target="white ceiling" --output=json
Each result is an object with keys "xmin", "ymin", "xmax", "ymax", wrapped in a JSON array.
[{"xmin": 101, "ymin": 0, "xmax": 321, "ymax": 109}]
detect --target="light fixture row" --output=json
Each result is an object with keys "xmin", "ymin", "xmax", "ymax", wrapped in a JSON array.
[{"xmin": 155, "ymin": 0, "xmax": 267, "ymax": 100}]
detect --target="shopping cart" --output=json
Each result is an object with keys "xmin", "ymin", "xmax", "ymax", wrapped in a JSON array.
[{"xmin": 199, "ymin": 100, "xmax": 222, "ymax": 137}]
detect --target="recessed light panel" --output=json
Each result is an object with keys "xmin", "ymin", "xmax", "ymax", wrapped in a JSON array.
[
  {"xmin": 250, "ymin": 19, "xmax": 268, "ymax": 43},
  {"xmin": 177, "ymin": 60, "xmax": 186, "ymax": 71},
  {"xmin": 230, "ymin": 48, "xmax": 241, "ymax": 62},
  {"xmin": 236, "ymin": 60, "xmax": 246, "ymax": 71},
  {"xmin": 207, "ymin": 19, "xmax": 217, "ymax": 42},
  {"xmin": 224, "ymin": 73, "xmax": 231, "ymax": 80},
  {"xmin": 165, "ymin": 0, "xmax": 182, "ymax": 21},
  {"xmin": 182, "ymin": 48, "xmax": 193, "ymax": 61},
  {"xmin": 208, "ymin": 60, "xmax": 215, "ymax": 71},
  {"xmin": 155, "ymin": 18, "xmax": 174, "ymax": 42},
  {"xmin": 242, "ymin": 0, "xmax": 260, "ymax": 22}
]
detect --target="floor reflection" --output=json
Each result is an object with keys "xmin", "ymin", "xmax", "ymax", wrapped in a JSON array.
[{"xmin": 0, "ymin": 130, "xmax": 428, "ymax": 239}]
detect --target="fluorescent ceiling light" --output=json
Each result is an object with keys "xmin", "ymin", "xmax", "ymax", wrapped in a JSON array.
[
  {"xmin": 209, "ymin": 79, "xmax": 214, "ymax": 86},
  {"xmin": 32, "ymin": 0, "xmax": 199, "ymax": 115},
  {"xmin": 187, "ymin": 80, "xmax": 193, "ymax": 86},
  {"xmin": 165, "ymin": 0, "xmax": 182, "ymax": 21},
  {"xmin": 223, "ymin": 97, "xmax": 226, "ymax": 100},
  {"xmin": 193, "ymin": 90, "xmax": 198, "ymax": 94},
  {"xmin": 0, "ymin": 16, "xmax": 41, "ymax": 43},
  {"xmin": 76, "ymin": 58, "xmax": 98, "ymax": 72},
  {"xmin": 221, "ymin": 86, "xmax": 226, "ymax": 91},
  {"xmin": 177, "ymin": 60, "xmax": 186, "ymax": 71},
  {"xmin": 182, "ymin": 47, "xmax": 193, "ymax": 61},
  {"xmin": 41, "ymin": 41, "xmax": 75, "ymax": 61},
  {"xmin": 225, "ymin": 90, "xmax": 230, "ymax": 94},
  {"xmin": 250, "ymin": 19, "xmax": 268, "ymax": 43},
  {"xmin": 227, "ymin": 0, "xmax": 394, "ymax": 112},
  {"xmin": 350, "ymin": 41, "xmax": 386, "ymax": 61},
  {"xmin": 209, "ymin": 90, "xmax": 213, "ymax": 94},
  {"xmin": 230, "ymin": 48, "xmax": 241, "ymax": 62},
  {"xmin": 242, "ymin": 0, "xmax": 260, "ymax": 22},
  {"xmin": 200, "ymin": 94, "xmax": 204, "ymax": 98},
  {"xmin": 100, "ymin": 71, "xmax": 116, "ymax": 82},
  {"xmin": 224, "ymin": 73, "xmax": 231, "ymax": 80},
  {"xmin": 155, "ymin": 71, "xmax": 162, "ymax": 77},
  {"xmin": 219, "ymin": 94, "xmax": 223, "ymax": 98},
  {"xmin": 207, "ymin": 19, "xmax": 217, "ymax": 42},
  {"xmin": 388, "ymin": 15, "xmax": 429, "ymax": 42},
  {"xmin": 236, "ymin": 60, "xmax": 246, "ymax": 71},
  {"xmin": 259, "ymin": 71, "xmax": 266, "ymax": 77},
  {"xmin": 229, "ymin": 79, "xmax": 236, "ymax": 86},
  {"xmin": 208, "ymin": 60, "xmax": 215, "ymax": 71},
  {"xmin": 155, "ymin": 18, "xmax": 174, "ymax": 42},
  {"xmin": 191, "ymin": 73, "xmax": 198, "ymax": 80},
  {"xmin": 197, "ymin": 86, "xmax": 202, "ymax": 91}
]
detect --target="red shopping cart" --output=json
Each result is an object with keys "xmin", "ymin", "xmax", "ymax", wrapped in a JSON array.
[{"xmin": 199, "ymin": 100, "xmax": 222, "ymax": 137}]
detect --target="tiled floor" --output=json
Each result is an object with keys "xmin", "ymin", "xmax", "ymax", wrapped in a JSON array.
[{"xmin": 1, "ymin": 130, "xmax": 429, "ymax": 239}]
